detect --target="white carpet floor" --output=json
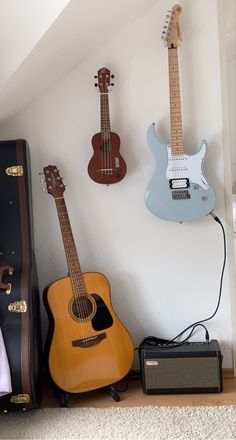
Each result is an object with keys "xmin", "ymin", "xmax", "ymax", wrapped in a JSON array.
[{"xmin": 0, "ymin": 405, "xmax": 235, "ymax": 440}]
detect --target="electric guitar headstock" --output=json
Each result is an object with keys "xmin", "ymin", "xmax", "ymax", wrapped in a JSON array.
[
  {"xmin": 94, "ymin": 67, "xmax": 114, "ymax": 93},
  {"xmin": 43, "ymin": 165, "xmax": 65, "ymax": 199},
  {"xmin": 161, "ymin": 4, "xmax": 182, "ymax": 48}
]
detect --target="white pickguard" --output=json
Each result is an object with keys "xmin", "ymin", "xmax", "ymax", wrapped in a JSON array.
[{"xmin": 166, "ymin": 142, "xmax": 209, "ymax": 190}]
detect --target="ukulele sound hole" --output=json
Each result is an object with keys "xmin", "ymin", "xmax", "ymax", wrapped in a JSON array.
[
  {"xmin": 100, "ymin": 142, "xmax": 112, "ymax": 153},
  {"xmin": 68, "ymin": 295, "xmax": 97, "ymax": 323}
]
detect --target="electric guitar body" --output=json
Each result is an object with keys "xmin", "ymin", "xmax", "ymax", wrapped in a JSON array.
[
  {"xmin": 44, "ymin": 273, "xmax": 134, "ymax": 393},
  {"xmin": 145, "ymin": 5, "xmax": 215, "ymax": 222},
  {"xmin": 88, "ymin": 67, "xmax": 126, "ymax": 184},
  {"xmin": 43, "ymin": 165, "xmax": 134, "ymax": 394},
  {"xmin": 88, "ymin": 131, "xmax": 127, "ymax": 184},
  {"xmin": 145, "ymin": 123, "xmax": 216, "ymax": 222}
]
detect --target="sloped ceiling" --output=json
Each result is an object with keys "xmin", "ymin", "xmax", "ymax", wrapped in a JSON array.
[{"xmin": 0, "ymin": 0, "xmax": 158, "ymax": 123}]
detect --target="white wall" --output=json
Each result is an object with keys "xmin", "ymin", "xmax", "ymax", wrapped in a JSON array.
[
  {"xmin": 0, "ymin": 0, "xmax": 234, "ymax": 368},
  {"xmin": 0, "ymin": 0, "xmax": 70, "ymax": 89}
]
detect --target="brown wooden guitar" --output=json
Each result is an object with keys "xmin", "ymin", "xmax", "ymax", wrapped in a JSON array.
[
  {"xmin": 88, "ymin": 67, "xmax": 127, "ymax": 184},
  {"xmin": 43, "ymin": 165, "xmax": 134, "ymax": 394}
]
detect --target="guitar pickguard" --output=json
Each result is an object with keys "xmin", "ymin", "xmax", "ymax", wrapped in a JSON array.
[
  {"xmin": 166, "ymin": 145, "xmax": 209, "ymax": 190},
  {"xmin": 91, "ymin": 293, "xmax": 113, "ymax": 331}
]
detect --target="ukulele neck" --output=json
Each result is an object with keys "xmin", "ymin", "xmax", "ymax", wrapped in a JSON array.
[{"xmin": 100, "ymin": 93, "xmax": 111, "ymax": 142}]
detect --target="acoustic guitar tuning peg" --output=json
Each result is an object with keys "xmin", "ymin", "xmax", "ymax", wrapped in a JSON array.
[
  {"xmin": 94, "ymin": 83, "xmax": 98, "ymax": 87},
  {"xmin": 94, "ymin": 75, "xmax": 98, "ymax": 78},
  {"xmin": 111, "ymin": 83, "xmax": 114, "ymax": 86},
  {"xmin": 40, "ymin": 178, "xmax": 45, "ymax": 184},
  {"xmin": 41, "ymin": 187, "xmax": 46, "ymax": 192},
  {"xmin": 111, "ymin": 74, "xmax": 114, "ymax": 78}
]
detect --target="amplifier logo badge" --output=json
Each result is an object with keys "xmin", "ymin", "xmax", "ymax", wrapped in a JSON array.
[{"xmin": 146, "ymin": 360, "xmax": 159, "ymax": 366}]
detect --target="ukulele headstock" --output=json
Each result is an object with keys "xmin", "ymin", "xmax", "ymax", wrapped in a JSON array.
[
  {"xmin": 43, "ymin": 165, "xmax": 65, "ymax": 198},
  {"xmin": 161, "ymin": 4, "xmax": 182, "ymax": 48},
  {"xmin": 94, "ymin": 67, "xmax": 114, "ymax": 93}
]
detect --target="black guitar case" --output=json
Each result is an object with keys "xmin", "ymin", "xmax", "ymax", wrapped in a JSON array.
[{"xmin": 0, "ymin": 139, "xmax": 42, "ymax": 412}]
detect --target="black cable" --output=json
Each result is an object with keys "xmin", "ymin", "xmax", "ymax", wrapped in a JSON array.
[
  {"xmin": 166, "ymin": 212, "xmax": 226, "ymax": 344},
  {"xmin": 138, "ymin": 212, "xmax": 226, "ymax": 349}
]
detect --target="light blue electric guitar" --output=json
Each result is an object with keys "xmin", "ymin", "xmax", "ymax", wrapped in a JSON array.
[{"xmin": 145, "ymin": 4, "xmax": 215, "ymax": 222}]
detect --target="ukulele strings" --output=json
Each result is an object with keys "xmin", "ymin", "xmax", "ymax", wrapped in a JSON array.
[
  {"xmin": 101, "ymin": 91, "xmax": 112, "ymax": 175},
  {"xmin": 106, "ymin": 90, "xmax": 112, "ymax": 174}
]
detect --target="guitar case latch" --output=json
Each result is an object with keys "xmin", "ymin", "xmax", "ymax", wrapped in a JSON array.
[
  {"xmin": 5, "ymin": 165, "xmax": 24, "ymax": 176},
  {"xmin": 8, "ymin": 300, "xmax": 27, "ymax": 313},
  {"xmin": 10, "ymin": 394, "xmax": 30, "ymax": 404}
]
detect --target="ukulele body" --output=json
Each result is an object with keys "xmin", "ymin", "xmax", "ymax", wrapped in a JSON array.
[
  {"xmin": 44, "ymin": 272, "xmax": 134, "ymax": 393},
  {"xmin": 88, "ymin": 132, "xmax": 126, "ymax": 184}
]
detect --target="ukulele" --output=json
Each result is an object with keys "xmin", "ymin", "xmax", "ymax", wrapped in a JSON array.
[
  {"xmin": 43, "ymin": 165, "xmax": 134, "ymax": 394},
  {"xmin": 88, "ymin": 67, "xmax": 127, "ymax": 184},
  {"xmin": 145, "ymin": 4, "xmax": 215, "ymax": 222}
]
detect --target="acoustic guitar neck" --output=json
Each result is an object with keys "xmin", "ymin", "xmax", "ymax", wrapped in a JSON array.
[{"xmin": 44, "ymin": 165, "xmax": 86, "ymax": 297}]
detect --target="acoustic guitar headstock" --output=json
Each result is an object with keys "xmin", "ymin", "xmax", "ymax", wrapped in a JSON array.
[
  {"xmin": 94, "ymin": 67, "xmax": 114, "ymax": 93},
  {"xmin": 43, "ymin": 165, "xmax": 65, "ymax": 199},
  {"xmin": 161, "ymin": 4, "xmax": 182, "ymax": 48}
]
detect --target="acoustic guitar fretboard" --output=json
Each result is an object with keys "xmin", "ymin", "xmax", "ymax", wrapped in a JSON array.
[{"xmin": 55, "ymin": 198, "xmax": 86, "ymax": 297}]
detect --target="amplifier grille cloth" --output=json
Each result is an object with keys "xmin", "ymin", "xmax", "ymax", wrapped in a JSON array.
[{"xmin": 144, "ymin": 357, "xmax": 221, "ymax": 389}]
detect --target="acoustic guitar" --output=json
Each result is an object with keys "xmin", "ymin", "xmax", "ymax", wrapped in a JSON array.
[
  {"xmin": 145, "ymin": 4, "xmax": 215, "ymax": 222},
  {"xmin": 43, "ymin": 165, "xmax": 134, "ymax": 394},
  {"xmin": 88, "ymin": 67, "xmax": 127, "ymax": 184}
]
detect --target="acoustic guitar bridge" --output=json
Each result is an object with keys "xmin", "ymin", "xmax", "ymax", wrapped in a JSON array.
[{"xmin": 72, "ymin": 332, "xmax": 107, "ymax": 347}]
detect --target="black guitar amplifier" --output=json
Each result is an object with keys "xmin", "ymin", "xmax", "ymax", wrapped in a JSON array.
[{"xmin": 140, "ymin": 340, "xmax": 223, "ymax": 394}]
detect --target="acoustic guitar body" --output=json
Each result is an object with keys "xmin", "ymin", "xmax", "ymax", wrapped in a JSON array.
[
  {"xmin": 88, "ymin": 132, "xmax": 126, "ymax": 184},
  {"xmin": 44, "ymin": 272, "xmax": 134, "ymax": 394}
]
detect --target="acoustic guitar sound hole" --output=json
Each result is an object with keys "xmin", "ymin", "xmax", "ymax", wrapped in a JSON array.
[{"xmin": 68, "ymin": 295, "xmax": 96, "ymax": 322}]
